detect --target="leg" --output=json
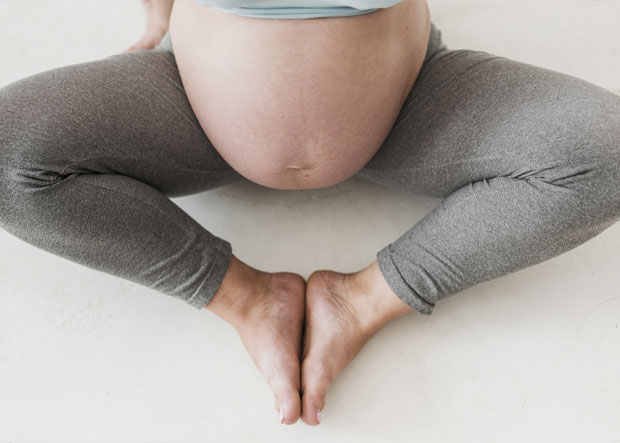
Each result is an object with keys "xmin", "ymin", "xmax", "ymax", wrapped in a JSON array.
[
  {"xmin": 156, "ymin": 36, "xmax": 307, "ymax": 425},
  {"xmin": 0, "ymin": 34, "xmax": 305, "ymax": 424},
  {"xmin": 356, "ymin": 26, "xmax": 620, "ymax": 316},
  {"xmin": 0, "ymin": 40, "xmax": 242, "ymax": 309},
  {"xmin": 299, "ymin": 22, "xmax": 620, "ymax": 425}
]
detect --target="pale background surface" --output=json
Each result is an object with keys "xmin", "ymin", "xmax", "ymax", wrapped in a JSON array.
[{"xmin": 1, "ymin": 1, "xmax": 619, "ymax": 442}]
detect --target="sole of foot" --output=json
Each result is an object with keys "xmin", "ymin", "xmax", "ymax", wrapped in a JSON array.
[{"xmin": 300, "ymin": 263, "xmax": 414, "ymax": 425}]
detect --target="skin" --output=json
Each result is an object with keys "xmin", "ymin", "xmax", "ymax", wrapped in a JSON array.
[
  {"xmin": 168, "ymin": 0, "xmax": 430, "ymax": 190},
  {"xmin": 126, "ymin": 0, "xmax": 426, "ymax": 425},
  {"xmin": 206, "ymin": 255, "xmax": 414, "ymax": 425},
  {"xmin": 122, "ymin": 0, "xmax": 173, "ymax": 53}
]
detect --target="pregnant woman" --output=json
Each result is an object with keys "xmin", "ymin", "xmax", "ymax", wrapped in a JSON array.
[{"xmin": 1, "ymin": 0, "xmax": 619, "ymax": 426}]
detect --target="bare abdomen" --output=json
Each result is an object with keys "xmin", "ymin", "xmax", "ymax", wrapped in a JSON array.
[{"xmin": 169, "ymin": 0, "xmax": 430, "ymax": 189}]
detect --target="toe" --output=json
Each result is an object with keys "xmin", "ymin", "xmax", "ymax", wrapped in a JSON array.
[
  {"xmin": 271, "ymin": 379, "xmax": 301, "ymax": 425},
  {"xmin": 300, "ymin": 359, "xmax": 331, "ymax": 425},
  {"xmin": 301, "ymin": 389, "xmax": 326, "ymax": 426}
]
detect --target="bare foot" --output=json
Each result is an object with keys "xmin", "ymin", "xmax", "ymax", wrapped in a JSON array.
[
  {"xmin": 300, "ymin": 261, "xmax": 413, "ymax": 425},
  {"xmin": 206, "ymin": 256, "xmax": 306, "ymax": 425}
]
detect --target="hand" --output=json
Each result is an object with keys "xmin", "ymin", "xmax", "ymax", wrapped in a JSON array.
[{"xmin": 122, "ymin": 0, "xmax": 169, "ymax": 53}]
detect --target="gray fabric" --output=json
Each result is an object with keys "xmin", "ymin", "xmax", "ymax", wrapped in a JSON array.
[
  {"xmin": 1, "ymin": 23, "xmax": 619, "ymax": 313},
  {"xmin": 0, "ymin": 31, "xmax": 242, "ymax": 309}
]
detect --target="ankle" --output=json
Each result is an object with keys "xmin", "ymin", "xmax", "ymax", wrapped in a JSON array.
[
  {"xmin": 351, "ymin": 261, "xmax": 414, "ymax": 330},
  {"xmin": 205, "ymin": 255, "xmax": 264, "ymax": 327}
]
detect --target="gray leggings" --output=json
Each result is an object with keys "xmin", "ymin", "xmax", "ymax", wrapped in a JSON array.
[{"xmin": 1, "ymin": 23, "xmax": 620, "ymax": 314}]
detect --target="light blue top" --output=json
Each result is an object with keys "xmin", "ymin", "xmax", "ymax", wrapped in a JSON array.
[{"xmin": 195, "ymin": 0, "xmax": 404, "ymax": 19}]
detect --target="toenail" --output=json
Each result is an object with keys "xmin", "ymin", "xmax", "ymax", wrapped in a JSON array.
[
  {"xmin": 316, "ymin": 409, "xmax": 321, "ymax": 424},
  {"xmin": 280, "ymin": 407, "xmax": 285, "ymax": 424}
]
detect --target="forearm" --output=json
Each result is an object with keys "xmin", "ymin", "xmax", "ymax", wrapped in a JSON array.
[
  {"xmin": 123, "ymin": 0, "xmax": 175, "ymax": 52},
  {"xmin": 150, "ymin": 0, "xmax": 175, "ymax": 29}
]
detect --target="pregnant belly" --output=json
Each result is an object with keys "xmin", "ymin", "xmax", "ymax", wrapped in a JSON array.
[{"xmin": 169, "ymin": 0, "xmax": 430, "ymax": 190}]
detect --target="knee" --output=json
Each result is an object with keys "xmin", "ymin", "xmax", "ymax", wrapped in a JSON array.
[
  {"xmin": 0, "ymin": 134, "xmax": 28, "ymax": 232},
  {"xmin": 531, "ymin": 91, "xmax": 620, "ymax": 222},
  {"xmin": 0, "ymin": 70, "xmax": 69, "ymax": 168},
  {"xmin": 580, "ymin": 93, "xmax": 620, "ymax": 205},
  {"xmin": 0, "ymin": 168, "xmax": 23, "ymax": 234},
  {"xmin": 0, "ymin": 83, "xmax": 22, "ymax": 218},
  {"xmin": 588, "ymin": 150, "xmax": 620, "ymax": 222},
  {"xmin": 568, "ymin": 97, "xmax": 620, "ymax": 221},
  {"xmin": 0, "ymin": 157, "xmax": 59, "ymax": 239},
  {"xmin": 0, "ymin": 81, "xmax": 61, "ymax": 229}
]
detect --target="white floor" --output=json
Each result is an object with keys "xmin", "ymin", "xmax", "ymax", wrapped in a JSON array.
[{"xmin": 1, "ymin": 1, "xmax": 619, "ymax": 442}]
